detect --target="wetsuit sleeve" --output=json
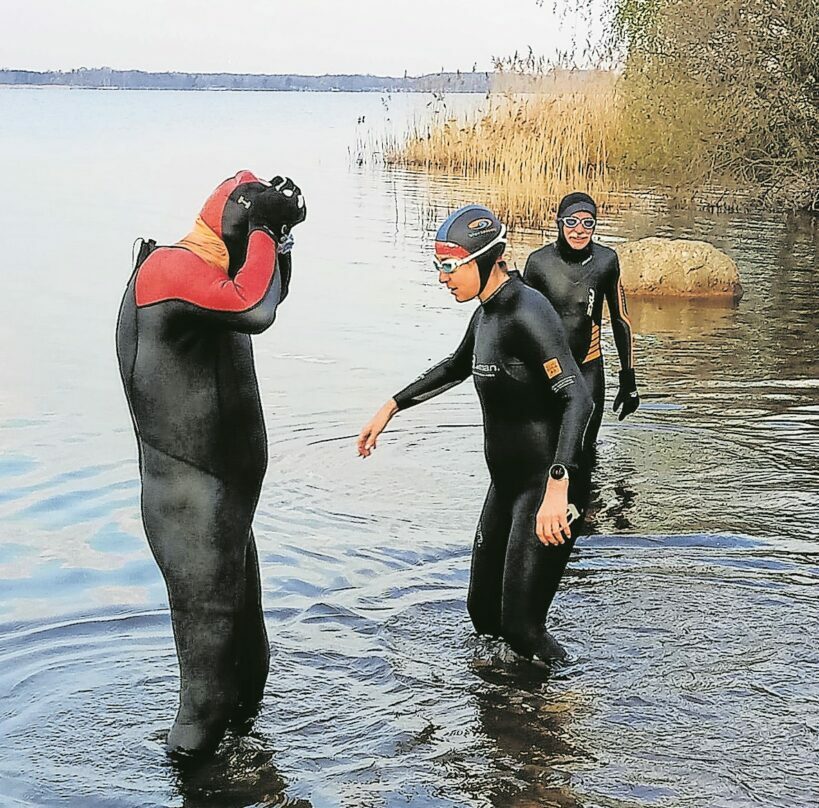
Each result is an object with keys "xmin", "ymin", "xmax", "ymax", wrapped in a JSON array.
[
  {"xmin": 135, "ymin": 230, "xmax": 283, "ymax": 334},
  {"xmin": 604, "ymin": 255, "xmax": 634, "ymax": 369},
  {"xmin": 517, "ymin": 303, "xmax": 594, "ymax": 473},
  {"xmin": 393, "ymin": 313, "xmax": 476, "ymax": 410}
]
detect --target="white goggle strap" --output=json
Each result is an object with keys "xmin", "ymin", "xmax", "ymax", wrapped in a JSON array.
[{"xmin": 443, "ymin": 224, "xmax": 508, "ymax": 269}]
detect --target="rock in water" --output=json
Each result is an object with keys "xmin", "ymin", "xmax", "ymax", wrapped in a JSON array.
[{"xmin": 614, "ymin": 237, "xmax": 743, "ymax": 299}]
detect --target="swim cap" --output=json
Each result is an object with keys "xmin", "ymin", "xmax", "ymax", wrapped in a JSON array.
[
  {"xmin": 556, "ymin": 192, "xmax": 597, "ymax": 262},
  {"xmin": 435, "ymin": 205, "xmax": 507, "ymax": 292},
  {"xmin": 557, "ymin": 192, "xmax": 598, "ymax": 221},
  {"xmin": 199, "ymin": 171, "xmax": 269, "ymax": 277}
]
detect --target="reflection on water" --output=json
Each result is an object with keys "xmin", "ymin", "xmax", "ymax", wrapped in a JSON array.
[{"xmin": 0, "ymin": 88, "xmax": 817, "ymax": 807}]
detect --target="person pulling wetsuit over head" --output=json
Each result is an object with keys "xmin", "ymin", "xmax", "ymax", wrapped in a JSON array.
[
  {"xmin": 358, "ymin": 205, "xmax": 594, "ymax": 662},
  {"xmin": 116, "ymin": 171, "xmax": 306, "ymax": 758},
  {"xmin": 524, "ymin": 192, "xmax": 640, "ymax": 457}
]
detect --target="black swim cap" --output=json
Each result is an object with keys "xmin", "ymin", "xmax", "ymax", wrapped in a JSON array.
[
  {"xmin": 435, "ymin": 205, "xmax": 507, "ymax": 292},
  {"xmin": 557, "ymin": 192, "xmax": 598, "ymax": 220},
  {"xmin": 556, "ymin": 192, "xmax": 597, "ymax": 262}
]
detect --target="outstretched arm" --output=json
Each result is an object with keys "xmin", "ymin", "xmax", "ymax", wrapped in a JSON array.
[
  {"xmin": 358, "ymin": 313, "xmax": 476, "ymax": 457},
  {"xmin": 392, "ymin": 313, "xmax": 476, "ymax": 410}
]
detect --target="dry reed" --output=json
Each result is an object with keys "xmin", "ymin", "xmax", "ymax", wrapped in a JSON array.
[{"xmin": 380, "ymin": 89, "xmax": 621, "ymax": 228}]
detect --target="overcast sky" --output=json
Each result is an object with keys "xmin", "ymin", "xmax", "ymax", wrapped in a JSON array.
[{"xmin": 1, "ymin": 0, "xmax": 607, "ymax": 76}]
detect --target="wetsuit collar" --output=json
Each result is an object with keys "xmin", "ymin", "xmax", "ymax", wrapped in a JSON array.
[
  {"xmin": 177, "ymin": 217, "xmax": 230, "ymax": 272},
  {"xmin": 555, "ymin": 235, "xmax": 593, "ymax": 264},
  {"xmin": 480, "ymin": 273, "xmax": 518, "ymax": 309}
]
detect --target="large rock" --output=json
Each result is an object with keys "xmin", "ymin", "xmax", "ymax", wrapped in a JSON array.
[{"xmin": 613, "ymin": 237, "xmax": 743, "ymax": 299}]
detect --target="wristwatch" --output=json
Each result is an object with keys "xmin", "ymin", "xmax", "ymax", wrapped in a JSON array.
[{"xmin": 549, "ymin": 463, "xmax": 569, "ymax": 482}]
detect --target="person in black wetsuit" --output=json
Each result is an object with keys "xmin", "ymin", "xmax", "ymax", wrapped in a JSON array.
[
  {"xmin": 358, "ymin": 206, "xmax": 594, "ymax": 661},
  {"xmin": 115, "ymin": 171, "xmax": 306, "ymax": 757},
  {"xmin": 524, "ymin": 192, "xmax": 640, "ymax": 456}
]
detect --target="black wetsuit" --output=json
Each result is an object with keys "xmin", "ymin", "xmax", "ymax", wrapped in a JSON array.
[
  {"xmin": 523, "ymin": 241, "xmax": 634, "ymax": 450},
  {"xmin": 393, "ymin": 273, "xmax": 594, "ymax": 659},
  {"xmin": 116, "ymin": 226, "xmax": 283, "ymax": 753}
]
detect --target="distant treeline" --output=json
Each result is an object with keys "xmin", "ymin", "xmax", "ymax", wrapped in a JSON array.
[{"xmin": 0, "ymin": 67, "xmax": 493, "ymax": 93}]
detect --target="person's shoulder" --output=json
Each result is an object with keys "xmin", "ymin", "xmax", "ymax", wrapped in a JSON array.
[
  {"xmin": 515, "ymin": 283, "xmax": 562, "ymax": 325},
  {"xmin": 135, "ymin": 247, "xmax": 214, "ymax": 307},
  {"xmin": 593, "ymin": 242, "xmax": 619, "ymax": 266},
  {"xmin": 525, "ymin": 242, "xmax": 558, "ymax": 266},
  {"xmin": 523, "ymin": 243, "xmax": 559, "ymax": 288}
]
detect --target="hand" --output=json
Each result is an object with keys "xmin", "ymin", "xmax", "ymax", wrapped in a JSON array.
[
  {"xmin": 248, "ymin": 176, "xmax": 307, "ymax": 240},
  {"xmin": 535, "ymin": 478, "xmax": 571, "ymax": 546},
  {"xmin": 357, "ymin": 399, "xmax": 399, "ymax": 458},
  {"xmin": 613, "ymin": 368, "xmax": 640, "ymax": 421}
]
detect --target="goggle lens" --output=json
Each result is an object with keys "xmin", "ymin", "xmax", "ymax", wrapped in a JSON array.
[
  {"xmin": 560, "ymin": 217, "xmax": 596, "ymax": 230},
  {"xmin": 433, "ymin": 257, "xmax": 461, "ymax": 274}
]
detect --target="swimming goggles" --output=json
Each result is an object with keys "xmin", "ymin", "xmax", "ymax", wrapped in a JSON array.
[
  {"xmin": 558, "ymin": 216, "xmax": 596, "ymax": 230},
  {"xmin": 433, "ymin": 226, "xmax": 508, "ymax": 274}
]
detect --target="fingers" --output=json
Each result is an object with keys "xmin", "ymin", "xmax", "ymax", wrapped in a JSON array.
[
  {"xmin": 357, "ymin": 424, "xmax": 381, "ymax": 458},
  {"xmin": 550, "ymin": 517, "xmax": 567, "ymax": 545},
  {"xmin": 356, "ymin": 427, "xmax": 372, "ymax": 457},
  {"xmin": 270, "ymin": 176, "xmax": 304, "ymax": 205},
  {"xmin": 536, "ymin": 513, "xmax": 566, "ymax": 547},
  {"xmin": 558, "ymin": 512, "xmax": 572, "ymax": 542},
  {"xmin": 535, "ymin": 516, "xmax": 550, "ymax": 546},
  {"xmin": 271, "ymin": 176, "xmax": 296, "ymax": 195},
  {"xmin": 617, "ymin": 397, "xmax": 639, "ymax": 420}
]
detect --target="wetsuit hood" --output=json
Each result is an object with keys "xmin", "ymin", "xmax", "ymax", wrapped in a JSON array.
[
  {"xmin": 556, "ymin": 192, "xmax": 597, "ymax": 263},
  {"xmin": 435, "ymin": 205, "xmax": 507, "ymax": 293},
  {"xmin": 199, "ymin": 170, "xmax": 269, "ymax": 277}
]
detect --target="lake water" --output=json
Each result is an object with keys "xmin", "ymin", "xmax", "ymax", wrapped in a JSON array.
[{"xmin": 0, "ymin": 88, "xmax": 817, "ymax": 808}]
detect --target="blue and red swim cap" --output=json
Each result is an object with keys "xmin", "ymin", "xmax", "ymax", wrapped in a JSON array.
[{"xmin": 435, "ymin": 205, "xmax": 507, "ymax": 292}]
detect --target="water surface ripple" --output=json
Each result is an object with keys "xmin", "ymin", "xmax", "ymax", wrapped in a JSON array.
[{"xmin": 0, "ymin": 88, "xmax": 817, "ymax": 807}]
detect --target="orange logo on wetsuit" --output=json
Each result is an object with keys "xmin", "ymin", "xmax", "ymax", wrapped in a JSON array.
[
  {"xmin": 583, "ymin": 323, "xmax": 602, "ymax": 363},
  {"xmin": 544, "ymin": 358, "xmax": 563, "ymax": 378}
]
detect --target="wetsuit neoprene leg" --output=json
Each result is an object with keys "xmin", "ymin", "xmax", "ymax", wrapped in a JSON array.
[{"xmin": 469, "ymin": 474, "xmax": 590, "ymax": 661}]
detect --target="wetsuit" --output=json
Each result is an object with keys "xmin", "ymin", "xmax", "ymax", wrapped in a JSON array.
[
  {"xmin": 115, "ymin": 171, "xmax": 304, "ymax": 756},
  {"xmin": 523, "ymin": 240, "xmax": 634, "ymax": 451},
  {"xmin": 393, "ymin": 273, "xmax": 594, "ymax": 660}
]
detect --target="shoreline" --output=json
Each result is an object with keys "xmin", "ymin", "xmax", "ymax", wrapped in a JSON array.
[{"xmin": 0, "ymin": 84, "xmax": 486, "ymax": 93}]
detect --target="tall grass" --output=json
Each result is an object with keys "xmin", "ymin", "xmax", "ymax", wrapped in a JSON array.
[
  {"xmin": 380, "ymin": 86, "xmax": 620, "ymax": 228},
  {"xmin": 608, "ymin": 0, "xmax": 819, "ymax": 209}
]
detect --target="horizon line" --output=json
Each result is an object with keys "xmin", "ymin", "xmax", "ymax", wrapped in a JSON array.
[{"xmin": 0, "ymin": 65, "xmax": 604, "ymax": 79}]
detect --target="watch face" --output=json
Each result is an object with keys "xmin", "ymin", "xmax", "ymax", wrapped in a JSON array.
[{"xmin": 550, "ymin": 464, "xmax": 567, "ymax": 480}]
